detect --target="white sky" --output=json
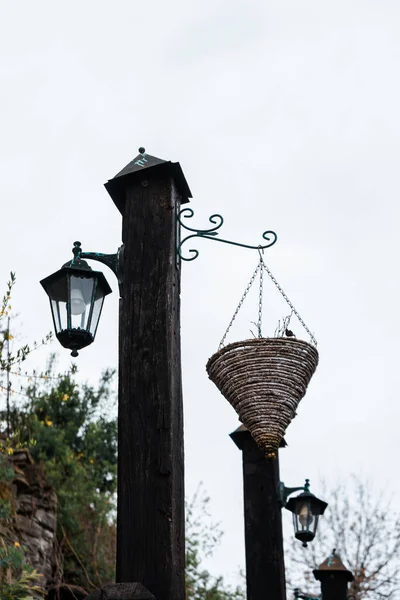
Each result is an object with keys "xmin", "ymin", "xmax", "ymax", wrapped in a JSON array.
[{"xmin": 1, "ymin": 0, "xmax": 400, "ymax": 589}]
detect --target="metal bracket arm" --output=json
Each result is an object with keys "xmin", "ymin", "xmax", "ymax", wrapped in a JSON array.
[
  {"xmin": 70, "ymin": 241, "xmax": 121, "ymax": 281},
  {"xmin": 177, "ymin": 208, "xmax": 277, "ymax": 262},
  {"xmin": 69, "ymin": 242, "xmax": 123, "ymax": 294},
  {"xmin": 279, "ymin": 482, "xmax": 307, "ymax": 508},
  {"xmin": 79, "ymin": 250, "xmax": 120, "ymax": 280}
]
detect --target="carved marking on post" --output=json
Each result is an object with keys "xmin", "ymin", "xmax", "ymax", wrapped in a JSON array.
[{"xmin": 133, "ymin": 157, "xmax": 149, "ymax": 167}]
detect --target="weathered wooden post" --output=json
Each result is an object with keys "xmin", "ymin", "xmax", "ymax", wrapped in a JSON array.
[
  {"xmin": 313, "ymin": 550, "xmax": 354, "ymax": 600},
  {"xmin": 230, "ymin": 425, "xmax": 287, "ymax": 600},
  {"xmin": 104, "ymin": 150, "xmax": 192, "ymax": 599}
]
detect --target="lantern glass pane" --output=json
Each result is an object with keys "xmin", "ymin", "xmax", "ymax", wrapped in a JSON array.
[
  {"xmin": 296, "ymin": 500, "xmax": 313, "ymax": 533},
  {"xmin": 50, "ymin": 299, "xmax": 65, "ymax": 333},
  {"xmin": 46, "ymin": 275, "xmax": 68, "ymax": 334},
  {"xmin": 292, "ymin": 511, "xmax": 298, "ymax": 533},
  {"xmin": 310, "ymin": 514, "xmax": 319, "ymax": 536},
  {"xmin": 89, "ymin": 295, "xmax": 105, "ymax": 336},
  {"xmin": 88, "ymin": 278, "xmax": 109, "ymax": 336},
  {"xmin": 69, "ymin": 275, "xmax": 94, "ymax": 330}
]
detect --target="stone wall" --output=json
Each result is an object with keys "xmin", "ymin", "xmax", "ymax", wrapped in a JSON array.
[{"xmin": 5, "ymin": 449, "xmax": 60, "ymax": 589}]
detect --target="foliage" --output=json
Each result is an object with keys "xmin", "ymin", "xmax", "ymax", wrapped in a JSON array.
[
  {"xmin": 0, "ymin": 273, "xmax": 52, "ymax": 374},
  {"xmin": 0, "ymin": 271, "xmax": 118, "ymax": 595},
  {"xmin": 2, "ymin": 361, "xmax": 118, "ymax": 592},
  {"xmin": 0, "ymin": 273, "xmax": 52, "ymax": 437},
  {"xmin": 0, "ymin": 546, "xmax": 45, "ymax": 600},
  {"xmin": 185, "ymin": 485, "xmax": 245, "ymax": 600},
  {"xmin": 285, "ymin": 477, "xmax": 400, "ymax": 600},
  {"xmin": 0, "ymin": 454, "xmax": 45, "ymax": 600}
]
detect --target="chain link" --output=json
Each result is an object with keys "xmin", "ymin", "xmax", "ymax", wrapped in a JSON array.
[
  {"xmin": 219, "ymin": 262, "xmax": 262, "ymax": 350},
  {"xmin": 218, "ymin": 254, "xmax": 317, "ymax": 349},
  {"xmin": 257, "ymin": 265, "xmax": 263, "ymax": 338},
  {"xmin": 260, "ymin": 258, "xmax": 317, "ymax": 346}
]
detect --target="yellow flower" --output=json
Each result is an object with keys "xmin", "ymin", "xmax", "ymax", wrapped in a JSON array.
[
  {"xmin": 7, "ymin": 448, "xmax": 13, "ymax": 455},
  {"xmin": 89, "ymin": 459, "xmax": 94, "ymax": 464},
  {"xmin": 62, "ymin": 394, "xmax": 69, "ymax": 402},
  {"xmin": 14, "ymin": 542, "xmax": 20, "ymax": 548},
  {"xmin": 7, "ymin": 334, "xmax": 13, "ymax": 341},
  {"xmin": 77, "ymin": 453, "xmax": 84, "ymax": 459},
  {"xmin": 44, "ymin": 416, "xmax": 53, "ymax": 426}
]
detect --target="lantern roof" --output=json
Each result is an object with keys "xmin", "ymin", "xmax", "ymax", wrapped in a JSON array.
[
  {"xmin": 105, "ymin": 148, "xmax": 192, "ymax": 214},
  {"xmin": 285, "ymin": 485, "xmax": 328, "ymax": 516},
  {"xmin": 313, "ymin": 550, "xmax": 354, "ymax": 582},
  {"xmin": 40, "ymin": 262, "xmax": 112, "ymax": 298}
]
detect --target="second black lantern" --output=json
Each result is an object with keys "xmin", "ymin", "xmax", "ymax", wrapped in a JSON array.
[{"xmin": 285, "ymin": 479, "xmax": 328, "ymax": 547}]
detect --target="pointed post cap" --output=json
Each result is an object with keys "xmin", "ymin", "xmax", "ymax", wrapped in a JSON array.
[
  {"xmin": 230, "ymin": 423, "xmax": 287, "ymax": 450},
  {"xmin": 105, "ymin": 147, "xmax": 192, "ymax": 214},
  {"xmin": 313, "ymin": 549, "xmax": 354, "ymax": 582}
]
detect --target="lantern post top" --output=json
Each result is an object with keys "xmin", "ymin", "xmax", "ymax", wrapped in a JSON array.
[
  {"xmin": 104, "ymin": 147, "xmax": 192, "ymax": 214},
  {"xmin": 230, "ymin": 423, "xmax": 287, "ymax": 450},
  {"xmin": 313, "ymin": 549, "xmax": 354, "ymax": 582}
]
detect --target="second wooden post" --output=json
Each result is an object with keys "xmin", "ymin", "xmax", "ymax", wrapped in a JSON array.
[{"xmin": 231, "ymin": 425, "xmax": 287, "ymax": 600}]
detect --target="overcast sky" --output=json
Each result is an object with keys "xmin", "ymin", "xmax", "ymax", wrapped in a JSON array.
[{"xmin": 1, "ymin": 0, "xmax": 400, "ymax": 589}]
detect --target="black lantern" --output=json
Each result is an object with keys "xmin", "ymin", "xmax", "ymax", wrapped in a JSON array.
[
  {"xmin": 285, "ymin": 479, "xmax": 328, "ymax": 547},
  {"xmin": 40, "ymin": 244, "xmax": 112, "ymax": 357}
]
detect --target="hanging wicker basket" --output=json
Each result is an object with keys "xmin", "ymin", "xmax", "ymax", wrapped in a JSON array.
[{"xmin": 206, "ymin": 337, "xmax": 319, "ymax": 459}]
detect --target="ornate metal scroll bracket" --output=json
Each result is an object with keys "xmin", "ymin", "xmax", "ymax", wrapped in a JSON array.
[{"xmin": 177, "ymin": 208, "xmax": 278, "ymax": 262}]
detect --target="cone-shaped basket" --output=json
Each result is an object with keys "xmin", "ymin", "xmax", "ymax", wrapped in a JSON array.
[{"xmin": 206, "ymin": 337, "xmax": 319, "ymax": 459}]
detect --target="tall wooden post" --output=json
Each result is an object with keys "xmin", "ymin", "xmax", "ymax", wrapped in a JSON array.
[
  {"xmin": 105, "ymin": 151, "xmax": 192, "ymax": 600},
  {"xmin": 313, "ymin": 550, "xmax": 353, "ymax": 600},
  {"xmin": 231, "ymin": 425, "xmax": 286, "ymax": 600}
]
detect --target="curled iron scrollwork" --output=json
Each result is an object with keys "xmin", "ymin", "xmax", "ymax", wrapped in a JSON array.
[{"xmin": 177, "ymin": 208, "xmax": 277, "ymax": 261}]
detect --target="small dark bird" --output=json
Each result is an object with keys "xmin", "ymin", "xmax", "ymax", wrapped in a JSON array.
[{"xmin": 285, "ymin": 328, "xmax": 296, "ymax": 338}]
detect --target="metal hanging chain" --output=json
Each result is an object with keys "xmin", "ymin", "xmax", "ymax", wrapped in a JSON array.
[
  {"xmin": 218, "ymin": 252, "xmax": 317, "ymax": 349},
  {"xmin": 257, "ymin": 264, "xmax": 264, "ymax": 338},
  {"xmin": 260, "ymin": 256, "xmax": 317, "ymax": 347},
  {"xmin": 219, "ymin": 261, "xmax": 262, "ymax": 350}
]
